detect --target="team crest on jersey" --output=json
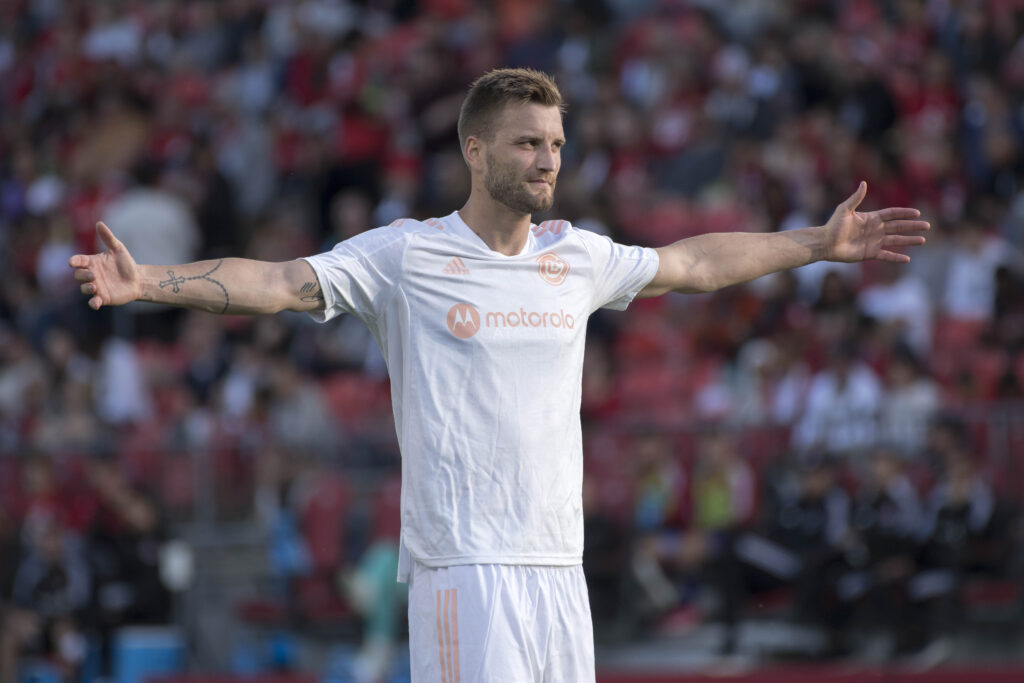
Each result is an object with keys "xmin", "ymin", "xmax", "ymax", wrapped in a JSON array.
[
  {"xmin": 446, "ymin": 303, "xmax": 480, "ymax": 339},
  {"xmin": 536, "ymin": 251, "xmax": 569, "ymax": 286}
]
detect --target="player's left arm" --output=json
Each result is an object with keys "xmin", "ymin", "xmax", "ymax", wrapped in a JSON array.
[{"xmin": 638, "ymin": 182, "xmax": 930, "ymax": 297}]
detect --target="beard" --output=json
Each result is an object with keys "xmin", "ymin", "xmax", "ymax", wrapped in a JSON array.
[{"xmin": 483, "ymin": 153, "xmax": 555, "ymax": 215}]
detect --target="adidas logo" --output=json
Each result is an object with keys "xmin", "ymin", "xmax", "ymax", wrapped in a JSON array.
[{"xmin": 443, "ymin": 257, "xmax": 471, "ymax": 275}]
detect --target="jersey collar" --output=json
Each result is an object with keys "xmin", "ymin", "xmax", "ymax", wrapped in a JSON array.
[{"xmin": 445, "ymin": 211, "xmax": 536, "ymax": 257}]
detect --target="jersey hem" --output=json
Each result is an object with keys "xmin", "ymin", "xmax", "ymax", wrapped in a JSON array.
[
  {"xmin": 412, "ymin": 553, "xmax": 583, "ymax": 569},
  {"xmin": 300, "ymin": 256, "xmax": 335, "ymax": 322}
]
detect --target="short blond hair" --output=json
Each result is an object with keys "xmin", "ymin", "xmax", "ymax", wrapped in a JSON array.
[{"xmin": 457, "ymin": 68, "xmax": 565, "ymax": 147}]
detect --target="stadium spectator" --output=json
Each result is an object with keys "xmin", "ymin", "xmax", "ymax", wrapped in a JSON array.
[
  {"xmin": 690, "ymin": 431, "xmax": 756, "ymax": 537},
  {"xmin": 102, "ymin": 159, "xmax": 200, "ymax": 272},
  {"xmin": 3, "ymin": 0, "xmax": 1024, "ymax": 672},
  {"xmin": 792, "ymin": 341, "xmax": 883, "ymax": 456},
  {"xmin": 1, "ymin": 517, "xmax": 90, "ymax": 683},
  {"xmin": 941, "ymin": 219, "xmax": 1010, "ymax": 322},
  {"xmin": 728, "ymin": 336, "xmax": 813, "ymax": 428},
  {"xmin": 627, "ymin": 432, "xmax": 688, "ymax": 618},
  {"xmin": 85, "ymin": 455, "xmax": 172, "ymax": 675},
  {"xmin": 637, "ymin": 431, "xmax": 757, "ymax": 634},
  {"xmin": 713, "ymin": 454, "xmax": 850, "ymax": 655},
  {"xmin": 341, "ymin": 474, "xmax": 406, "ymax": 683},
  {"xmin": 836, "ymin": 448, "xmax": 923, "ymax": 654},
  {"xmin": 581, "ymin": 477, "xmax": 628, "ymax": 629},
  {"xmin": 631, "ymin": 432, "xmax": 687, "ymax": 536},
  {"xmin": 878, "ymin": 346, "xmax": 941, "ymax": 457},
  {"xmin": 858, "ymin": 260, "xmax": 933, "ymax": 354},
  {"xmin": 904, "ymin": 449, "xmax": 1000, "ymax": 661}
]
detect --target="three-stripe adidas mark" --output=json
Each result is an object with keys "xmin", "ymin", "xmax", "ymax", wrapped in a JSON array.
[{"xmin": 443, "ymin": 257, "xmax": 471, "ymax": 275}]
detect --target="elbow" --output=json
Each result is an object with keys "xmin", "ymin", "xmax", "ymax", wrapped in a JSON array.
[
  {"xmin": 689, "ymin": 279, "xmax": 720, "ymax": 294},
  {"xmin": 681, "ymin": 269, "xmax": 720, "ymax": 294},
  {"xmin": 267, "ymin": 298, "xmax": 293, "ymax": 315},
  {"xmin": 665, "ymin": 254, "xmax": 720, "ymax": 293}
]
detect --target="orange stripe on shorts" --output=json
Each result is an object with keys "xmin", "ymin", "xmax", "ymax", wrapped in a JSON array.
[
  {"xmin": 436, "ymin": 589, "xmax": 447, "ymax": 683},
  {"xmin": 451, "ymin": 588, "xmax": 460, "ymax": 682}
]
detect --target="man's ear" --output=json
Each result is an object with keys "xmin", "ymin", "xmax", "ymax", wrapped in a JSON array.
[{"xmin": 464, "ymin": 135, "xmax": 484, "ymax": 171}]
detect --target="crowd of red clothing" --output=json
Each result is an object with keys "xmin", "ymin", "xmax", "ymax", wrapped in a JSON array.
[{"xmin": 2, "ymin": 0, "xmax": 1024, "ymax": 670}]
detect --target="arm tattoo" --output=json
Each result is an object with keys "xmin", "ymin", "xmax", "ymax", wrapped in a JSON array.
[
  {"xmin": 299, "ymin": 281, "xmax": 324, "ymax": 303},
  {"xmin": 159, "ymin": 260, "xmax": 231, "ymax": 313}
]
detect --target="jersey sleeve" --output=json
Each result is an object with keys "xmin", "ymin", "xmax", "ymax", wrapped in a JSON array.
[
  {"xmin": 301, "ymin": 226, "xmax": 408, "ymax": 323},
  {"xmin": 576, "ymin": 230, "xmax": 660, "ymax": 311}
]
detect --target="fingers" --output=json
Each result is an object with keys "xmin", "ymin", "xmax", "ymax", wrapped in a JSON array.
[
  {"xmin": 69, "ymin": 254, "xmax": 90, "ymax": 268},
  {"xmin": 73, "ymin": 269, "xmax": 94, "ymax": 282},
  {"xmin": 884, "ymin": 235, "xmax": 926, "ymax": 248},
  {"xmin": 876, "ymin": 250, "xmax": 911, "ymax": 264},
  {"xmin": 96, "ymin": 222, "xmax": 120, "ymax": 252},
  {"xmin": 884, "ymin": 220, "xmax": 930, "ymax": 234},
  {"xmin": 877, "ymin": 207, "xmax": 922, "ymax": 221},
  {"xmin": 843, "ymin": 181, "xmax": 867, "ymax": 210},
  {"xmin": 88, "ymin": 296, "xmax": 103, "ymax": 310},
  {"xmin": 80, "ymin": 282, "xmax": 97, "ymax": 295}
]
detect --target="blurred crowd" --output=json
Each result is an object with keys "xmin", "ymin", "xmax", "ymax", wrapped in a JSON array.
[
  {"xmin": 3, "ymin": 0, "xmax": 1024, "ymax": 676},
  {"xmin": 585, "ymin": 422, "xmax": 1020, "ymax": 663}
]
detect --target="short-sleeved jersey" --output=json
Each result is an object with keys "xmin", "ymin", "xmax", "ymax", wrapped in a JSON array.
[{"xmin": 303, "ymin": 211, "xmax": 659, "ymax": 578}]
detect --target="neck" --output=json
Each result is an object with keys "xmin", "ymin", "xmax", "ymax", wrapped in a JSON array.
[{"xmin": 458, "ymin": 188, "xmax": 533, "ymax": 256}]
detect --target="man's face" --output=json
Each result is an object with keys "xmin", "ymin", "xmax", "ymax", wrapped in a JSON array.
[{"xmin": 480, "ymin": 102, "xmax": 564, "ymax": 215}]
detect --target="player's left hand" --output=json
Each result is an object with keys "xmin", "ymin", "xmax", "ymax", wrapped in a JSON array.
[{"xmin": 824, "ymin": 181, "xmax": 930, "ymax": 263}]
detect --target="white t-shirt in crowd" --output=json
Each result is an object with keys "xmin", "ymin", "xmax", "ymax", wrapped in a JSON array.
[{"xmin": 303, "ymin": 212, "xmax": 659, "ymax": 579}]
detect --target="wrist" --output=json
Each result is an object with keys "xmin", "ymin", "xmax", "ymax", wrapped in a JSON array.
[
  {"xmin": 795, "ymin": 225, "xmax": 832, "ymax": 263},
  {"xmin": 814, "ymin": 224, "xmax": 835, "ymax": 262},
  {"xmin": 137, "ymin": 265, "xmax": 163, "ymax": 303}
]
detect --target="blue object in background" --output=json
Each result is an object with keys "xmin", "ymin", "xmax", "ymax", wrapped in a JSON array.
[
  {"xmin": 113, "ymin": 627, "xmax": 185, "ymax": 683},
  {"xmin": 17, "ymin": 660, "xmax": 62, "ymax": 683}
]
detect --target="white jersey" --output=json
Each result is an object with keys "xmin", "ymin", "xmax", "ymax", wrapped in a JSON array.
[{"xmin": 303, "ymin": 211, "xmax": 658, "ymax": 578}]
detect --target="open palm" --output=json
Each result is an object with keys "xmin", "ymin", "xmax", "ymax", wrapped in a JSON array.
[
  {"xmin": 69, "ymin": 222, "xmax": 142, "ymax": 309},
  {"xmin": 825, "ymin": 182, "xmax": 930, "ymax": 263}
]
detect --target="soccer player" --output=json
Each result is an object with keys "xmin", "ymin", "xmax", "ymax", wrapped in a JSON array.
[{"xmin": 70, "ymin": 68, "xmax": 929, "ymax": 681}]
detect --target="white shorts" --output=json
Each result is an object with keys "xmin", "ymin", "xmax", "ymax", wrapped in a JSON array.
[{"xmin": 407, "ymin": 562, "xmax": 595, "ymax": 683}]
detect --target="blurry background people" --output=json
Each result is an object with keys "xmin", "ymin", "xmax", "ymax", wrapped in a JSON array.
[
  {"xmin": 713, "ymin": 454, "xmax": 850, "ymax": 655},
  {"xmin": 836, "ymin": 448, "xmax": 923, "ymax": 656},
  {"xmin": 793, "ymin": 341, "xmax": 883, "ymax": 457},
  {"xmin": 906, "ymin": 438, "xmax": 1008, "ymax": 661},
  {"xmin": 85, "ymin": 455, "xmax": 172, "ymax": 675},
  {"xmin": 1, "ymin": 517, "xmax": 90, "ymax": 683},
  {"xmin": 2, "ymin": 0, "xmax": 1024, "ymax": 675}
]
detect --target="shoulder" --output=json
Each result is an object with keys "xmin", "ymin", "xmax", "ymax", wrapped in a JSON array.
[
  {"xmin": 531, "ymin": 219, "xmax": 607, "ymax": 252},
  {"xmin": 531, "ymin": 219, "xmax": 573, "ymax": 243},
  {"xmin": 322, "ymin": 217, "xmax": 449, "ymax": 254},
  {"xmin": 386, "ymin": 217, "xmax": 448, "ymax": 234}
]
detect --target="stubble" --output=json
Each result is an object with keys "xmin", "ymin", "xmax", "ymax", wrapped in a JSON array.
[{"xmin": 483, "ymin": 153, "xmax": 555, "ymax": 215}]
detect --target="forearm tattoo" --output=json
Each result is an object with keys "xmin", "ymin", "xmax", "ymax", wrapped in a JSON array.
[
  {"xmin": 159, "ymin": 260, "xmax": 231, "ymax": 313},
  {"xmin": 299, "ymin": 281, "xmax": 324, "ymax": 303}
]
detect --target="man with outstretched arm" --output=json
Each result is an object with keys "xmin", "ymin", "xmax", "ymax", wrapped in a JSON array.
[{"xmin": 71, "ymin": 68, "xmax": 928, "ymax": 682}]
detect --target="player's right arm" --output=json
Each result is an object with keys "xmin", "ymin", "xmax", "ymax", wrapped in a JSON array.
[{"xmin": 69, "ymin": 222, "xmax": 324, "ymax": 315}]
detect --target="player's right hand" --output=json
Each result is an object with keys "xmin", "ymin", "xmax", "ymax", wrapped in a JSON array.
[{"xmin": 69, "ymin": 222, "xmax": 142, "ymax": 310}]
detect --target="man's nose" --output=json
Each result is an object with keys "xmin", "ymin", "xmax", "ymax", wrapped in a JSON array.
[{"xmin": 536, "ymin": 144, "xmax": 558, "ymax": 172}]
